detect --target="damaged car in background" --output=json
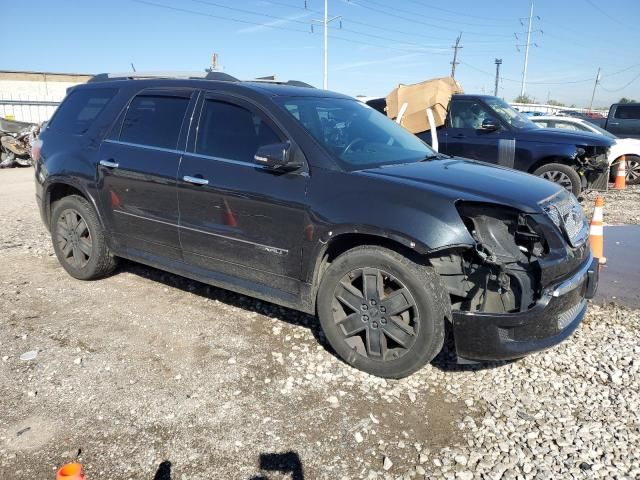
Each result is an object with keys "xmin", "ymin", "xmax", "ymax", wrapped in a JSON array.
[
  {"xmin": 35, "ymin": 74, "xmax": 598, "ymax": 378},
  {"xmin": 365, "ymin": 78, "xmax": 613, "ymax": 196},
  {"xmin": 0, "ymin": 116, "xmax": 41, "ymax": 168}
]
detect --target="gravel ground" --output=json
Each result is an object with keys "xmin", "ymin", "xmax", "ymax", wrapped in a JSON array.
[
  {"xmin": 582, "ymin": 185, "xmax": 640, "ymax": 225},
  {"xmin": 1, "ymin": 168, "xmax": 639, "ymax": 479}
]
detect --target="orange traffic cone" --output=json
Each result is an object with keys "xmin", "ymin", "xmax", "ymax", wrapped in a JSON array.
[
  {"xmin": 613, "ymin": 155, "xmax": 626, "ymax": 190},
  {"xmin": 589, "ymin": 196, "xmax": 606, "ymax": 265},
  {"xmin": 56, "ymin": 463, "xmax": 86, "ymax": 480}
]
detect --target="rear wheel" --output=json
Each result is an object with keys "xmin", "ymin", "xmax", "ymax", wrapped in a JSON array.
[
  {"xmin": 533, "ymin": 163, "xmax": 582, "ymax": 196},
  {"xmin": 317, "ymin": 246, "xmax": 449, "ymax": 378},
  {"xmin": 51, "ymin": 195, "xmax": 117, "ymax": 280}
]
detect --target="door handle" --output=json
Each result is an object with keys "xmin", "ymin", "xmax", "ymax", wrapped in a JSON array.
[
  {"xmin": 183, "ymin": 175, "xmax": 209, "ymax": 186},
  {"xmin": 609, "ymin": 122, "xmax": 620, "ymax": 125},
  {"xmin": 452, "ymin": 134, "xmax": 466, "ymax": 139},
  {"xmin": 99, "ymin": 159, "xmax": 119, "ymax": 168}
]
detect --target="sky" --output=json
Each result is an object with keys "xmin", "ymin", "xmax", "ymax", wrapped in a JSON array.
[{"xmin": 4, "ymin": 0, "xmax": 639, "ymax": 108}]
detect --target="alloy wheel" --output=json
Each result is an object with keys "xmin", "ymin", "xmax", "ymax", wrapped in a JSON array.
[
  {"xmin": 55, "ymin": 208, "xmax": 93, "ymax": 269},
  {"xmin": 627, "ymin": 158, "xmax": 640, "ymax": 183},
  {"xmin": 331, "ymin": 267, "xmax": 418, "ymax": 361},
  {"xmin": 541, "ymin": 170, "xmax": 573, "ymax": 191}
]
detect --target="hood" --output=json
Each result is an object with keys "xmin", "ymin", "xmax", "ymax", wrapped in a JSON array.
[
  {"xmin": 359, "ymin": 157, "xmax": 562, "ymax": 213},
  {"xmin": 514, "ymin": 127, "xmax": 614, "ymax": 147}
]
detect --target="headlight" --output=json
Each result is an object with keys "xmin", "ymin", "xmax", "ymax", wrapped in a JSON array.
[
  {"xmin": 456, "ymin": 202, "xmax": 548, "ymax": 261},
  {"xmin": 539, "ymin": 191, "xmax": 588, "ymax": 248}
]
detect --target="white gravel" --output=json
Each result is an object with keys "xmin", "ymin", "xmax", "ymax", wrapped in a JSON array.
[{"xmin": 1, "ymin": 168, "xmax": 639, "ymax": 479}]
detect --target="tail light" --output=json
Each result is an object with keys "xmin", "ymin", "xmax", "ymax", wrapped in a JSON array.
[{"xmin": 31, "ymin": 139, "xmax": 43, "ymax": 162}]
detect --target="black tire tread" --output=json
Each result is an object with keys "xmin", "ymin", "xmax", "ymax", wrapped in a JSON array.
[
  {"xmin": 533, "ymin": 162, "xmax": 582, "ymax": 196},
  {"xmin": 51, "ymin": 194, "xmax": 117, "ymax": 280},
  {"xmin": 317, "ymin": 245, "xmax": 450, "ymax": 378}
]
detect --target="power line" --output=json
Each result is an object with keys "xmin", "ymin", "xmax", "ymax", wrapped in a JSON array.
[
  {"xmin": 188, "ymin": 0, "xmax": 454, "ymax": 54},
  {"xmin": 403, "ymin": 0, "xmax": 516, "ymax": 23},
  {"xmin": 585, "ymin": 0, "xmax": 635, "ymax": 30},
  {"xmin": 599, "ymin": 72, "xmax": 640, "ymax": 92},
  {"xmin": 360, "ymin": 0, "xmax": 515, "ymax": 28},
  {"xmin": 342, "ymin": 0, "xmax": 515, "ymax": 37},
  {"xmin": 134, "ymin": 0, "xmax": 453, "ymax": 56}
]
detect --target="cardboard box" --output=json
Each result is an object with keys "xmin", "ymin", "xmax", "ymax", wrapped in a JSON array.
[{"xmin": 385, "ymin": 77, "xmax": 463, "ymax": 134}]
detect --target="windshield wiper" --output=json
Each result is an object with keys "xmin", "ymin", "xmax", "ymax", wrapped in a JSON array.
[{"xmin": 420, "ymin": 153, "xmax": 450, "ymax": 161}]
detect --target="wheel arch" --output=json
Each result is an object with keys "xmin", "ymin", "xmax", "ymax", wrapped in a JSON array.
[
  {"xmin": 527, "ymin": 155, "xmax": 577, "ymax": 174},
  {"xmin": 307, "ymin": 230, "xmax": 462, "ymax": 313},
  {"xmin": 44, "ymin": 178, "xmax": 105, "ymax": 231}
]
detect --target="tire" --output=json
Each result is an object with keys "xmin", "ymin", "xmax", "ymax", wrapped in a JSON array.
[
  {"xmin": 316, "ymin": 246, "xmax": 450, "ymax": 378},
  {"xmin": 625, "ymin": 155, "xmax": 640, "ymax": 185},
  {"xmin": 51, "ymin": 194, "xmax": 117, "ymax": 280},
  {"xmin": 533, "ymin": 163, "xmax": 582, "ymax": 196}
]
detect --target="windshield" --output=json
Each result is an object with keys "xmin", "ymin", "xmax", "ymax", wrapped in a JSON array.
[
  {"xmin": 276, "ymin": 97, "xmax": 436, "ymax": 170},
  {"xmin": 485, "ymin": 97, "xmax": 538, "ymax": 130},
  {"xmin": 587, "ymin": 123, "xmax": 618, "ymax": 139}
]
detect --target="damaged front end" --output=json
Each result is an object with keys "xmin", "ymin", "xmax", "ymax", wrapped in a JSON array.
[
  {"xmin": 576, "ymin": 144, "xmax": 610, "ymax": 190},
  {"xmin": 429, "ymin": 194, "xmax": 598, "ymax": 362}
]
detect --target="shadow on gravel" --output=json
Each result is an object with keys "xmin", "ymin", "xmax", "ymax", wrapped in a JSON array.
[
  {"xmin": 248, "ymin": 451, "xmax": 305, "ymax": 480},
  {"xmin": 429, "ymin": 325, "xmax": 511, "ymax": 373},
  {"xmin": 119, "ymin": 261, "xmax": 342, "ymax": 363},
  {"xmin": 120, "ymin": 261, "xmax": 512, "ymax": 376},
  {"xmin": 153, "ymin": 460, "xmax": 172, "ymax": 479}
]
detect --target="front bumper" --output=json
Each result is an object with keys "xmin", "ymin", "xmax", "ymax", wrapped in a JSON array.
[{"xmin": 452, "ymin": 255, "xmax": 599, "ymax": 362}]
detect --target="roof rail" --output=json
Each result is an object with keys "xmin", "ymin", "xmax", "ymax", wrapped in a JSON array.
[
  {"xmin": 88, "ymin": 71, "xmax": 239, "ymax": 83},
  {"xmin": 248, "ymin": 78, "xmax": 315, "ymax": 88}
]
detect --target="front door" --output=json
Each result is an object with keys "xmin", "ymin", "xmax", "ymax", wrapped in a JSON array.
[
  {"xmin": 441, "ymin": 99, "xmax": 516, "ymax": 168},
  {"xmin": 177, "ymin": 93, "xmax": 309, "ymax": 295},
  {"xmin": 98, "ymin": 89, "xmax": 195, "ymax": 260}
]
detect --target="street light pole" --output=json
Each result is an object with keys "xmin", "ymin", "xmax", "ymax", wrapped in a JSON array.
[
  {"xmin": 521, "ymin": 0, "xmax": 534, "ymax": 97},
  {"xmin": 313, "ymin": 0, "xmax": 341, "ymax": 90}
]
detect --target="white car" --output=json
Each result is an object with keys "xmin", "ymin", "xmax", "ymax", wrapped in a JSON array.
[{"xmin": 531, "ymin": 116, "xmax": 640, "ymax": 184}]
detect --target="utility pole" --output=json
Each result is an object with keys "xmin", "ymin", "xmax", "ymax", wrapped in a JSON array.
[
  {"xmin": 521, "ymin": 1, "xmax": 534, "ymax": 97},
  {"xmin": 589, "ymin": 67, "xmax": 601, "ymax": 112},
  {"xmin": 494, "ymin": 58, "xmax": 502, "ymax": 96},
  {"xmin": 450, "ymin": 33, "xmax": 463, "ymax": 78},
  {"xmin": 312, "ymin": 0, "xmax": 341, "ymax": 89}
]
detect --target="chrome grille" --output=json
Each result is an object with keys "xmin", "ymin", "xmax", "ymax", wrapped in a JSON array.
[
  {"xmin": 541, "ymin": 192, "xmax": 589, "ymax": 247},
  {"xmin": 557, "ymin": 299, "xmax": 587, "ymax": 330}
]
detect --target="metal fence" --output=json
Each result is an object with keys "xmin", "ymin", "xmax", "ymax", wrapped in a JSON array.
[
  {"xmin": 0, "ymin": 94, "xmax": 61, "ymax": 124},
  {"xmin": 511, "ymin": 102, "xmax": 609, "ymax": 116}
]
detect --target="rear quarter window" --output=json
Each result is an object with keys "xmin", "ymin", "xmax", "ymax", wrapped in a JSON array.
[
  {"xmin": 614, "ymin": 105, "xmax": 640, "ymax": 120},
  {"xmin": 48, "ymin": 88, "xmax": 118, "ymax": 135}
]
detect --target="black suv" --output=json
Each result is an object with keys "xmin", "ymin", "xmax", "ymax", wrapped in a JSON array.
[{"xmin": 34, "ymin": 72, "xmax": 598, "ymax": 378}]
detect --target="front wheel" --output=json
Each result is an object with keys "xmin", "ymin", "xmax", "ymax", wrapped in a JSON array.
[
  {"xmin": 533, "ymin": 163, "xmax": 583, "ymax": 196},
  {"xmin": 316, "ymin": 246, "xmax": 449, "ymax": 378}
]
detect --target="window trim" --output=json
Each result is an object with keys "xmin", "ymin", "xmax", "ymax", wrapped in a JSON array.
[
  {"xmin": 188, "ymin": 92, "xmax": 288, "ymax": 166},
  {"xmin": 47, "ymin": 86, "xmax": 119, "ymax": 136},
  {"xmin": 105, "ymin": 87, "xmax": 196, "ymax": 150}
]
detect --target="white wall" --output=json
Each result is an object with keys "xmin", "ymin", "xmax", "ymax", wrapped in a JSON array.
[{"xmin": 0, "ymin": 75, "xmax": 90, "ymax": 123}]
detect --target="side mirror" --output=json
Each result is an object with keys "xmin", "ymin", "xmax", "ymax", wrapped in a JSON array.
[
  {"xmin": 254, "ymin": 142, "xmax": 301, "ymax": 171},
  {"xmin": 480, "ymin": 118, "xmax": 500, "ymax": 131}
]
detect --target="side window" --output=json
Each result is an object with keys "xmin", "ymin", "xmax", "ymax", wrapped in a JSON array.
[
  {"xmin": 554, "ymin": 122, "xmax": 581, "ymax": 131},
  {"xmin": 534, "ymin": 121, "xmax": 549, "ymax": 128},
  {"xmin": 119, "ymin": 94, "xmax": 190, "ymax": 149},
  {"xmin": 196, "ymin": 99, "xmax": 281, "ymax": 163},
  {"xmin": 48, "ymin": 88, "xmax": 117, "ymax": 135},
  {"xmin": 449, "ymin": 101, "xmax": 491, "ymax": 129},
  {"xmin": 614, "ymin": 105, "xmax": 640, "ymax": 120}
]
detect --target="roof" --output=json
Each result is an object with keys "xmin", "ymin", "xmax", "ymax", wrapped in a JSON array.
[{"xmin": 75, "ymin": 76, "xmax": 353, "ymax": 100}]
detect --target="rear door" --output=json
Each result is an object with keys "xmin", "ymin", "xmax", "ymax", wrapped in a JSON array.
[
  {"xmin": 177, "ymin": 92, "xmax": 309, "ymax": 294},
  {"xmin": 97, "ymin": 88, "xmax": 196, "ymax": 260},
  {"xmin": 608, "ymin": 105, "xmax": 640, "ymax": 139}
]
